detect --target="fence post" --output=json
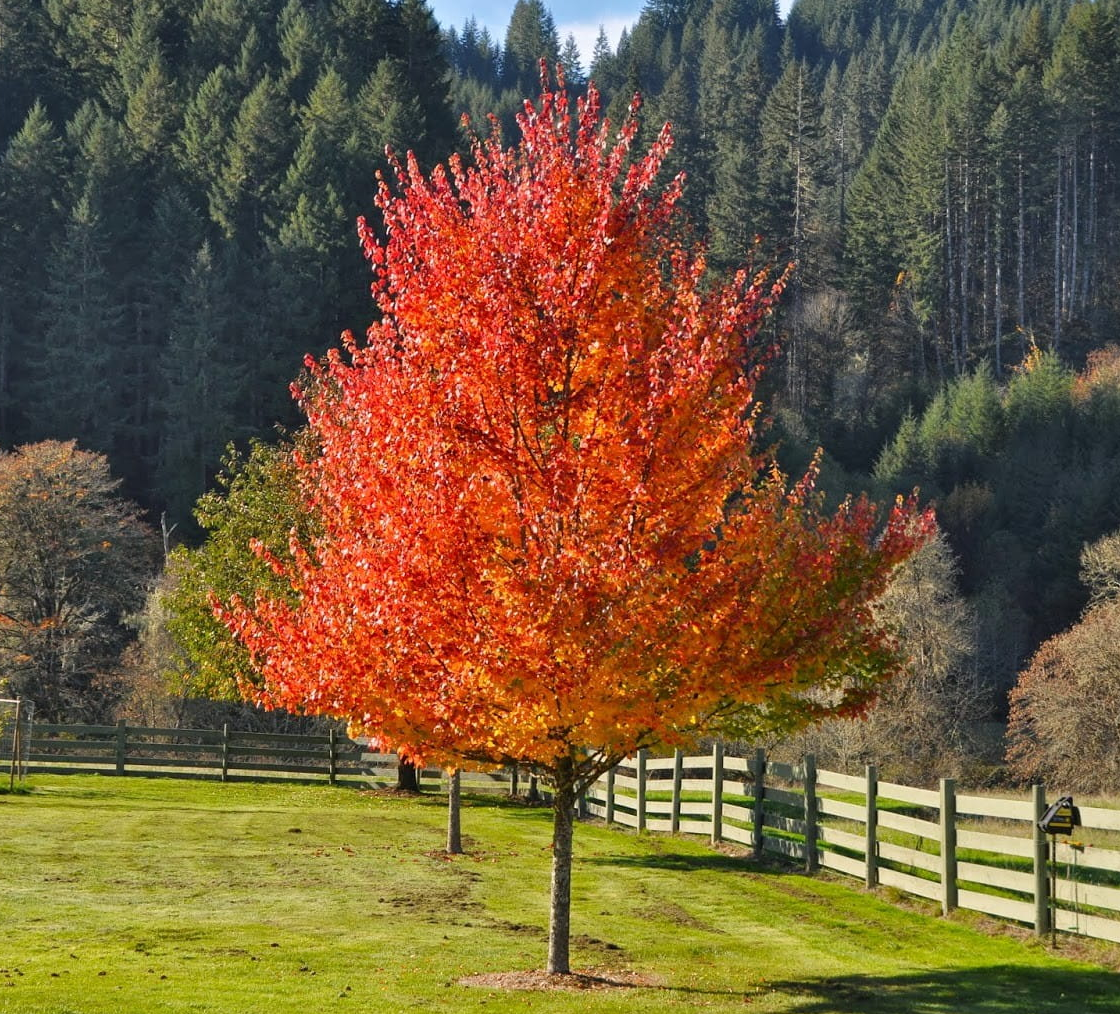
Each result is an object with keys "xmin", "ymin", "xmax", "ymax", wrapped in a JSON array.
[
  {"xmin": 221, "ymin": 723, "xmax": 230, "ymax": 782},
  {"xmin": 605, "ymin": 765, "xmax": 615, "ymax": 825},
  {"xmin": 670, "ymin": 748, "xmax": 683, "ymax": 834},
  {"xmin": 752, "ymin": 747, "xmax": 766, "ymax": 858},
  {"xmin": 865, "ymin": 764, "xmax": 879, "ymax": 888},
  {"xmin": 711, "ymin": 741, "xmax": 724, "ymax": 846},
  {"xmin": 9, "ymin": 698, "xmax": 22, "ymax": 790},
  {"xmin": 1033, "ymin": 784, "xmax": 1049, "ymax": 937},
  {"xmin": 328, "ymin": 729, "xmax": 338, "ymax": 786},
  {"xmin": 940, "ymin": 778, "xmax": 958, "ymax": 915},
  {"xmin": 447, "ymin": 770, "xmax": 462, "ymax": 854},
  {"xmin": 636, "ymin": 749, "xmax": 647, "ymax": 832},
  {"xmin": 803, "ymin": 754, "xmax": 818, "ymax": 873},
  {"xmin": 115, "ymin": 719, "xmax": 127, "ymax": 776}
]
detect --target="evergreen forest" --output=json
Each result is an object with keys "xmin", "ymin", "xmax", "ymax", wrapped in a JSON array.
[{"xmin": 4, "ymin": 0, "xmax": 1120, "ymax": 780}]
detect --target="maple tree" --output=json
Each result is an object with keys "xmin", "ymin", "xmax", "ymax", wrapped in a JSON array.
[{"xmin": 221, "ymin": 71, "xmax": 931, "ymax": 975}]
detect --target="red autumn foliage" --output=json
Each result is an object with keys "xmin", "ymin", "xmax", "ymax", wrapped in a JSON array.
[{"xmin": 218, "ymin": 71, "xmax": 931, "ymax": 973}]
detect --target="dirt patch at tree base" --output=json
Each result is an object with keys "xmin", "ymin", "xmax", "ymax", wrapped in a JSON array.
[{"xmin": 458, "ymin": 968, "xmax": 659, "ymax": 991}]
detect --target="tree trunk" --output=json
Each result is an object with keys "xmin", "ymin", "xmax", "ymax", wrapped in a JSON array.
[
  {"xmin": 1084, "ymin": 137, "xmax": 1096, "ymax": 315},
  {"xmin": 1053, "ymin": 151, "xmax": 1062, "ymax": 349},
  {"xmin": 547, "ymin": 758, "xmax": 577, "ymax": 975},
  {"xmin": 1070, "ymin": 144, "xmax": 1079, "ymax": 318},
  {"xmin": 447, "ymin": 769, "xmax": 462, "ymax": 854},
  {"xmin": 994, "ymin": 199, "xmax": 1003, "ymax": 376},
  {"xmin": 1017, "ymin": 149, "xmax": 1026, "ymax": 345},
  {"xmin": 945, "ymin": 159, "xmax": 961, "ymax": 375},
  {"xmin": 397, "ymin": 758, "xmax": 419, "ymax": 792},
  {"xmin": 960, "ymin": 155, "xmax": 971, "ymax": 367}
]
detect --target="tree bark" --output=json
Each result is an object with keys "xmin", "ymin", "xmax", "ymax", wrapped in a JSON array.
[
  {"xmin": 1017, "ymin": 149, "xmax": 1026, "ymax": 344},
  {"xmin": 447, "ymin": 769, "xmax": 462, "ymax": 854},
  {"xmin": 547, "ymin": 757, "xmax": 577, "ymax": 975},
  {"xmin": 397, "ymin": 758, "xmax": 419, "ymax": 792},
  {"xmin": 1054, "ymin": 151, "xmax": 1062, "ymax": 349}
]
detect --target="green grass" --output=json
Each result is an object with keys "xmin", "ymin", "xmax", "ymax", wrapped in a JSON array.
[{"xmin": 1, "ymin": 776, "xmax": 1119, "ymax": 1014}]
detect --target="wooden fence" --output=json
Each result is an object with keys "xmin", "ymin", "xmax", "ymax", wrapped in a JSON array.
[
  {"xmin": 24, "ymin": 726, "xmax": 1120, "ymax": 947},
  {"xmin": 25, "ymin": 721, "xmax": 516, "ymax": 793},
  {"xmin": 585, "ymin": 746, "xmax": 1120, "ymax": 947}
]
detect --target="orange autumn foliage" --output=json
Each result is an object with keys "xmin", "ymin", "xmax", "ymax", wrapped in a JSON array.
[{"xmin": 220, "ymin": 74, "xmax": 931, "ymax": 777}]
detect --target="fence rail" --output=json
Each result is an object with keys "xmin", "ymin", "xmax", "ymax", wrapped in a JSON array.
[
  {"xmin": 25, "ymin": 721, "xmax": 518, "ymax": 793},
  {"xmin": 586, "ymin": 746, "xmax": 1120, "ymax": 947}
]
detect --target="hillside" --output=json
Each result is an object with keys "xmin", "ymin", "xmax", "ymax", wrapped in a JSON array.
[{"xmin": 3, "ymin": 0, "xmax": 1120, "ymax": 760}]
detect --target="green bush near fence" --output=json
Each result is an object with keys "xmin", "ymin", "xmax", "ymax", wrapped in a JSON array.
[{"xmin": 1, "ymin": 776, "xmax": 1119, "ymax": 1014}]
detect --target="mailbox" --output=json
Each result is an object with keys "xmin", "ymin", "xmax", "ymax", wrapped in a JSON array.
[{"xmin": 1038, "ymin": 795, "xmax": 1080, "ymax": 835}]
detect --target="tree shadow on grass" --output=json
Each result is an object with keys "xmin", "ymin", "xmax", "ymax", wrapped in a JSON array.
[
  {"xmin": 584, "ymin": 851, "xmax": 754, "ymax": 873},
  {"xmin": 760, "ymin": 966, "xmax": 1120, "ymax": 1014},
  {"xmin": 582, "ymin": 850, "xmax": 774, "ymax": 873}
]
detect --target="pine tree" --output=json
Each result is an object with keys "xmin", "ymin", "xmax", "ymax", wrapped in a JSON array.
[
  {"xmin": 756, "ymin": 56, "xmax": 825, "ymax": 266},
  {"xmin": 702, "ymin": 27, "xmax": 772, "ymax": 271},
  {"xmin": 210, "ymin": 75, "xmax": 293, "ymax": 242},
  {"xmin": 1044, "ymin": 1, "xmax": 1120, "ymax": 348},
  {"xmin": 396, "ymin": 0, "xmax": 456, "ymax": 166},
  {"xmin": 350, "ymin": 58, "xmax": 426, "ymax": 169},
  {"xmin": 106, "ymin": 1, "xmax": 165, "ymax": 112},
  {"xmin": 188, "ymin": 0, "xmax": 259, "ymax": 81},
  {"xmin": 938, "ymin": 24, "xmax": 1004, "ymax": 371},
  {"xmin": 30, "ymin": 197, "xmax": 125, "ymax": 454},
  {"xmin": 121, "ymin": 188, "xmax": 208, "ymax": 495},
  {"xmin": 65, "ymin": 106, "xmax": 140, "ymax": 269},
  {"xmin": 299, "ymin": 65, "xmax": 351, "ymax": 150},
  {"xmin": 0, "ymin": 0, "xmax": 51, "ymax": 140},
  {"xmin": 0, "ymin": 103, "xmax": 66, "ymax": 445},
  {"xmin": 125, "ymin": 52, "xmax": 180, "ymax": 166},
  {"xmin": 157, "ymin": 241, "xmax": 244, "ymax": 532},
  {"xmin": 448, "ymin": 17, "xmax": 501, "ymax": 81},
  {"xmin": 589, "ymin": 26, "xmax": 616, "ymax": 84},
  {"xmin": 176, "ymin": 65, "xmax": 241, "ymax": 195},
  {"xmin": 277, "ymin": 0, "xmax": 326, "ymax": 103},
  {"xmin": 45, "ymin": 0, "xmax": 135, "ymax": 98},
  {"xmin": 560, "ymin": 33, "xmax": 584, "ymax": 83},
  {"xmin": 501, "ymin": 0, "xmax": 560, "ymax": 97},
  {"xmin": 233, "ymin": 23, "xmax": 269, "ymax": 90},
  {"xmin": 329, "ymin": 0, "xmax": 396, "ymax": 90}
]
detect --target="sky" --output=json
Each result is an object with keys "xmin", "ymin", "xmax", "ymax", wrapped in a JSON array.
[{"xmin": 429, "ymin": 0, "xmax": 796, "ymax": 75}]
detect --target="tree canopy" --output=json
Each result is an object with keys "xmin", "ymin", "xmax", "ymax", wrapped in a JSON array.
[{"xmin": 221, "ymin": 72, "xmax": 930, "ymax": 975}]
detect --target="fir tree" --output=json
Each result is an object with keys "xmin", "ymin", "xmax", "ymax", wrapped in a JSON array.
[
  {"xmin": 210, "ymin": 75, "xmax": 293, "ymax": 242},
  {"xmin": 176, "ymin": 65, "xmax": 240, "ymax": 195},
  {"xmin": 277, "ymin": 0, "xmax": 326, "ymax": 103},
  {"xmin": 501, "ymin": 0, "xmax": 560, "ymax": 96},
  {"xmin": 0, "ymin": 103, "xmax": 66, "ymax": 444},
  {"xmin": 157, "ymin": 241, "xmax": 244, "ymax": 532},
  {"xmin": 31, "ymin": 197, "xmax": 125, "ymax": 455}
]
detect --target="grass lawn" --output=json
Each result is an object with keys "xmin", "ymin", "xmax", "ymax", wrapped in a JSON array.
[{"xmin": 1, "ymin": 776, "xmax": 1118, "ymax": 1014}]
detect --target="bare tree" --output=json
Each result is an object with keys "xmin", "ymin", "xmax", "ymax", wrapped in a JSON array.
[
  {"xmin": 1078, "ymin": 529, "xmax": 1120, "ymax": 607},
  {"xmin": 0, "ymin": 441, "xmax": 157, "ymax": 722},
  {"xmin": 1006, "ymin": 526, "xmax": 1120, "ymax": 791},
  {"xmin": 777, "ymin": 528, "xmax": 989, "ymax": 784}
]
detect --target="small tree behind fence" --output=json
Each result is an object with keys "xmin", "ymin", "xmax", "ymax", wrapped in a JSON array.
[{"xmin": 0, "ymin": 698, "xmax": 33, "ymax": 788}]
